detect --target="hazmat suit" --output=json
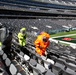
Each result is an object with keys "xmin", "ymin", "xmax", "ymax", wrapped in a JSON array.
[
  {"xmin": 34, "ymin": 32, "xmax": 50, "ymax": 56},
  {"xmin": 18, "ymin": 28, "xmax": 27, "ymax": 46}
]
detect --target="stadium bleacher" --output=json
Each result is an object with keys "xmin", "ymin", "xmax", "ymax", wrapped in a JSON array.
[
  {"xmin": 1, "ymin": 0, "xmax": 76, "ymax": 75},
  {"xmin": 1, "ymin": 0, "xmax": 76, "ymax": 18},
  {"xmin": 0, "ymin": 18, "xmax": 76, "ymax": 75},
  {"xmin": 0, "ymin": 19, "xmax": 65, "ymax": 32}
]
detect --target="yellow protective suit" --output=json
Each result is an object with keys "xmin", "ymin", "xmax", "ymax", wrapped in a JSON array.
[{"xmin": 18, "ymin": 28, "xmax": 26, "ymax": 46}]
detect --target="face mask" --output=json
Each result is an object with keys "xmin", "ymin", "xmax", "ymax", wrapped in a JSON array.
[
  {"xmin": 43, "ymin": 37, "xmax": 48, "ymax": 42},
  {"xmin": 22, "ymin": 31, "xmax": 26, "ymax": 34}
]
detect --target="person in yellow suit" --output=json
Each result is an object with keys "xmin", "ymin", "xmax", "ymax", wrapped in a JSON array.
[
  {"xmin": 18, "ymin": 28, "xmax": 27, "ymax": 47},
  {"xmin": 34, "ymin": 32, "xmax": 50, "ymax": 56}
]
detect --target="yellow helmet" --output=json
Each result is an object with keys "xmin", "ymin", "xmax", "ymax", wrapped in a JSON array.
[
  {"xmin": 20, "ymin": 28, "xmax": 26, "ymax": 32},
  {"xmin": 20, "ymin": 28, "xmax": 26, "ymax": 34}
]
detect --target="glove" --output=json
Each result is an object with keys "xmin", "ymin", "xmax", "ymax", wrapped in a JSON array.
[{"xmin": 45, "ymin": 51, "xmax": 47, "ymax": 55}]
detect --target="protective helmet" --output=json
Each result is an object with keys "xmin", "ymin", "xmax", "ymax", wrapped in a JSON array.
[
  {"xmin": 20, "ymin": 28, "xmax": 26, "ymax": 34},
  {"xmin": 42, "ymin": 32, "xmax": 50, "ymax": 39},
  {"xmin": 20, "ymin": 28, "xmax": 26, "ymax": 32}
]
